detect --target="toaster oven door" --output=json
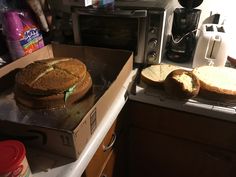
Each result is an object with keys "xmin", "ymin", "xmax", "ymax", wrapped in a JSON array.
[{"xmin": 72, "ymin": 8, "xmax": 147, "ymax": 63}]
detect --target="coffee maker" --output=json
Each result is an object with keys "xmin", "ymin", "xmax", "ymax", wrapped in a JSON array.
[{"xmin": 166, "ymin": 0, "xmax": 203, "ymax": 63}]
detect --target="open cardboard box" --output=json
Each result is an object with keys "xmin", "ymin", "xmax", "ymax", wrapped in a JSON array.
[{"xmin": 0, "ymin": 44, "xmax": 133, "ymax": 159}]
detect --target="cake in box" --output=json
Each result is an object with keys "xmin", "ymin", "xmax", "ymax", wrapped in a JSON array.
[
  {"xmin": 14, "ymin": 58, "xmax": 92, "ymax": 109},
  {"xmin": 0, "ymin": 44, "xmax": 133, "ymax": 159}
]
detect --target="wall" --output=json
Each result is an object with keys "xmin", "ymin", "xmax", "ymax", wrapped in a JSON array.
[
  {"xmin": 170, "ymin": 0, "xmax": 234, "ymax": 29},
  {"xmin": 200, "ymin": 0, "xmax": 236, "ymax": 58}
]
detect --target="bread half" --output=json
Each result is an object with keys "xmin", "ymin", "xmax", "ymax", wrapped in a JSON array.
[
  {"xmin": 164, "ymin": 69, "xmax": 200, "ymax": 99},
  {"xmin": 141, "ymin": 64, "xmax": 180, "ymax": 87},
  {"xmin": 192, "ymin": 66, "xmax": 236, "ymax": 101}
]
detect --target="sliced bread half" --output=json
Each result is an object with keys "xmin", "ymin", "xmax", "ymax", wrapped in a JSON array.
[
  {"xmin": 192, "ymin": 66, "xmax": 236, "ymax": 101},
  {"xmin": 141, "ymin": 64, "xmax": 180, "ymax": 86},
  {"xmin": 164, "ymin": 69, "xmax": 200, "ymax": 99}
]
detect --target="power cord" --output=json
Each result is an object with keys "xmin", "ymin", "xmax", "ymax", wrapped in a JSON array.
[{"xmin": 171, "ymin": 28, "xmax": 201, "ymax": 44}]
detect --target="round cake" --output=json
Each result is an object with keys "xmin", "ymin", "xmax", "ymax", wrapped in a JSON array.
[
  {"xmin": 164, "ymin": 69, "xmax": 200, "ymax": 99},
  {"xmin": 192, "ymin": 65, "xmax": 236, "ymax": 101},
  {"xmin": 14, "ymin": 58, "xmax": 92, "ymax": 109}
]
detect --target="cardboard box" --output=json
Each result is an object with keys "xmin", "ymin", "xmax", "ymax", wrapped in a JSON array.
[{"xmin": 0, "ymin": 44, "xmax": 133, "ymax": 159}]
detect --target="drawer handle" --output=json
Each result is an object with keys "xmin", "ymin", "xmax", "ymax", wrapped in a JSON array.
[{"xmin": 103, "ymin": 133, "xmax": 116, "ymax": 152}]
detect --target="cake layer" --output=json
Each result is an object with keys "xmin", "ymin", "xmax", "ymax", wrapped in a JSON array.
[
  {"xmin": 15, "ymin": 58, "xmax": 87, "ymax": 95},
  {"xmin": 141, "ymin": 64, "xmax": 180, "ymax": 87},
  {"xmin": 192, "ymin": 66, "xmax": 236, "ymax": 101},
  {"xmin": 14, "ymin": 72, "xmax": 92, "ymax": 109}
]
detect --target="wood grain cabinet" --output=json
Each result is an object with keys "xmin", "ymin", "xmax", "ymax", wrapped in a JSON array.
[
  {"xmin": 82, "ymin": 106, "xmax": 128, "ymax": 177},
  {"xmin": 83, "ymin": 100, "xmax": 236, "ymax": 177},
  {"xmin": 125, "ymin": 100, "xmax": 236, "ymax": 177},
  {"xmin": 82, "ymin": 121, "xmax": 117, "ymax": 177}
]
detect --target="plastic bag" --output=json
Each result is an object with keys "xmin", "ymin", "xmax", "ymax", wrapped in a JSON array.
[{"xmin": 2, "ymin": 10, "xmax": 44, "ymax": 60}]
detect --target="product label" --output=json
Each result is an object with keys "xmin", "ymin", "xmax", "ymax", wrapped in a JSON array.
[
  {"xmin": 3, "ymin": 10, "xmax": 45, "ymax": 60},
  {"xmin": 19, "ymin": 27, "xmax": 44, "ymax": 55},
  {"xmin": 0, "ymin": 157, "xmax": 32, "ymax": 177},
  {"xmin": 3, "ymin": 165, "xmax": 23, "ymax": 177}
]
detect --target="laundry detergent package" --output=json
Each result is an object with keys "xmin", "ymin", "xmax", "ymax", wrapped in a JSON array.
[{"xmin": 2, "ymin": 10, "xmax": 44, "ymax": 60}]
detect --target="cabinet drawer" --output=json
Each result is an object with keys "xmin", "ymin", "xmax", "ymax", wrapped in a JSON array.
[
  {"xmin": 100, "ymin": 151, "xmax": 116, "ymax": 177},
  {"xmin": 83, "ymin": 120, "xmax": 118, "ymax": 177}
]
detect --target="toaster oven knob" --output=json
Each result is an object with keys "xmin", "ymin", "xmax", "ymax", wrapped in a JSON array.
[
  {"xmin": 148, "ymin": 38, "xmax": 158, "ymax": 49},
  {"xmin": 150, "ymin": 27, "xmax": 158, "ymax": 34},
  {"xmin": 147, "ymin": 51, "xmax": 157, "ymax": 63}
]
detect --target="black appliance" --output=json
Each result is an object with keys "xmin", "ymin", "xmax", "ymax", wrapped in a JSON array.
[{"xmin": 166, "ymin": 0, "xmax": 203, "ymax": 63}]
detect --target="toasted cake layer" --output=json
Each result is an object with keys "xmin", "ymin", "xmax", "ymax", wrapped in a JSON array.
[
  {"xmin": 141, "ymin": 64, "xmax": 180, "ymax": 86},
  {"xmin": 14, "ymin": 58, "xmax": 93, "ymax": 109},
  {"xmin": 15, "ymin": 58, "xmax": 87, "ymax": 95},
  {"xmin": 15, "ymin": 72, "xmax": 92, "ymax": 109}
]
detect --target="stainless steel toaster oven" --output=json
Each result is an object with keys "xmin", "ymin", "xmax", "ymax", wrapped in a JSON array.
[{"xmin": 71, "ymin": 0, "xmax": 172, "ymax": 64}]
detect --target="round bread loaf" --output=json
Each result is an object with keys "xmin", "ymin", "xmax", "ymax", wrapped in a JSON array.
[
  {"xmin": 14, "ymin": 58, "xmax": 92, "ymax": 109},
  {"xmin": 192, "ymin": 66, "xmax": 236, "ymax": 101},
  {"xmin": 141, "ymin": 64, "xmax": 180, "ymax": 87},
  {"xmin": 164, "ymin": 69, "xmax": 200, "ymax": 99}
]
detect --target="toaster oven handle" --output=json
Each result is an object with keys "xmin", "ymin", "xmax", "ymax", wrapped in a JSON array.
[
  {"xmin": 73, "ymin": 8, "xmax": 147, "ymax": 18},
  {"xmin": 113, "ymin": 10, "xmax": 147, "ymax": 18}
]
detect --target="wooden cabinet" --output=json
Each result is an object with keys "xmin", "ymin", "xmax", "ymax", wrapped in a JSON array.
[
  {"xmin": 82, "ymin": 121, "xmax": 117, "ymax": 177},
  {"xmin": 100, "ymin": 150, "xmax": 116, "ymax": 177},
  {"xmin": 82, "ymin": 106, "xmax": 128, "ymax": 177},
  {"xmin": 126, "ymin": 126, "xmax": 236, "ymax": 177},
  {"xmin": 124, "ymin": 100, "xmax": 236, "ymax": 177},
  {"xmin": 83, "ymin": 100, "xmax": 236, "ymax": 177},
  {"xmin": 126, "ymin": 100, "xmax": 236, "ymax": 152}
]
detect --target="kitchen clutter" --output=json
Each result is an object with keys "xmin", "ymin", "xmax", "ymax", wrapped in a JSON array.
[{"xmin": 0, "ymin": 0, "xmax": 235, "ymax": 176}]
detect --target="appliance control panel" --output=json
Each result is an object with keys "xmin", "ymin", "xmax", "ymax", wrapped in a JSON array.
[{"xmin": 145, "ymin": 10, "xmax": 166, "ymax": 64}]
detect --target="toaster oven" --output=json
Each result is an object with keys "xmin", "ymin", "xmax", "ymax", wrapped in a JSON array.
[{"xmin": 71, "ymin": 0, "xmax": 172, "ymax": 65}]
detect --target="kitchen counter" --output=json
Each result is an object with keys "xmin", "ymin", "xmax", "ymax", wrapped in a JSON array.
[{"xmin": 129, "ymin": 80, "xmax": 236, "ymax": 123}]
